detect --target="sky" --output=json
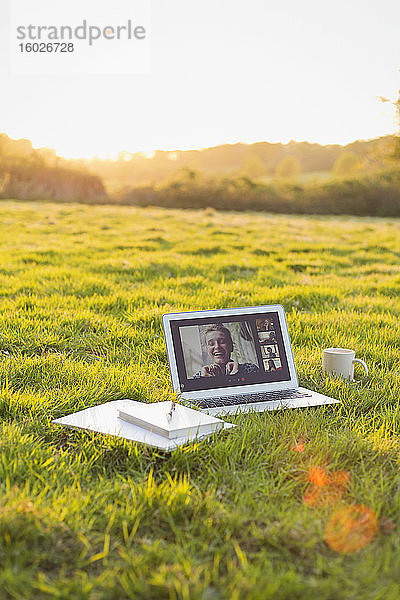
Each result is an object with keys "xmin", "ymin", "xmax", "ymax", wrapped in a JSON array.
[{"xmin": 0, "ymin": 0, "xmax": 399, "ymax": 159}]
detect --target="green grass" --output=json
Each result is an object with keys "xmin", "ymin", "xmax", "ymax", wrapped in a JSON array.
[{"xmin": 0, "ymin": 199, "xmax": 400, "ymax": 599}]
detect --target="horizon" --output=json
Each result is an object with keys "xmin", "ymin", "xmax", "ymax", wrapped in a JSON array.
[{"xmin": 2, "ymin": 130, "xmax": 396, "ymax": 162}]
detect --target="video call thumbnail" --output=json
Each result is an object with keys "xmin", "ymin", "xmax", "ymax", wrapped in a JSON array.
[{"xmin": 257, "ymin": 320, "xmax": 282, "ymax": 372}]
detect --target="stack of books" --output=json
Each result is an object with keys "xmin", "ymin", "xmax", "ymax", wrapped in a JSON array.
[
  {"xmin": 53, "ymin": 399, "xmax": 233, "ymax": 452},
  {"xmin": 118, "ymin": 401, "xmax": 225, "ymax": 440}
]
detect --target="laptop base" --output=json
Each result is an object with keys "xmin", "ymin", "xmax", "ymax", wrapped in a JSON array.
[{"xmin": 188, "ymin": 387, "xmax": 339, "ymax": 416}]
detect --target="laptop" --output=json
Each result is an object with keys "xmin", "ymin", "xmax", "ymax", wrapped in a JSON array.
[{"xmin": 162, "ymin": 304, "xmax": 339, "ymax": 415}]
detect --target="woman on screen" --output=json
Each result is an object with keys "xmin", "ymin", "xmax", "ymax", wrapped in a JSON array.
[{"xmin": 193, "ymin": 324, "xmax": 259, "ymax": 378}]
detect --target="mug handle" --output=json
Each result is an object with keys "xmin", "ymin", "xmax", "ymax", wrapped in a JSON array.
[{"xmin": 352, "ymin": 358, "xmax": 368, "ymax": 376}]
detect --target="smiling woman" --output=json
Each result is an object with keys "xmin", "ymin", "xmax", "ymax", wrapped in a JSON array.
[{"xmin": 193, "ymin": 324, "xmax": 259, "ymax": 379}]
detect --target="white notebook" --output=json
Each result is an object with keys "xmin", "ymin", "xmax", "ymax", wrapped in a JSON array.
[
  {"xmin": 118, "ymin": 401, "xmax": 225, "ymax": 439},
  {"xmin": 53, "ymin": 400, "xmax": 235, "ymax": 451}
]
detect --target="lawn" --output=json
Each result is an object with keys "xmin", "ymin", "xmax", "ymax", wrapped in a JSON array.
[{"xmin": 0, "ymin": 199, "xmax": 399, "ymax": 599}]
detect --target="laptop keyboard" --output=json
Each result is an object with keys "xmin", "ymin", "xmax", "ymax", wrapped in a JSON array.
[{"xmin": 194, "ymin": 389, "xmax": 312, "ymax": 409}]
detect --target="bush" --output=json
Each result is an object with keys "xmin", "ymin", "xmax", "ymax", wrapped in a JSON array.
[
  {"xmin": 0, "ymin": 163, "xmax": 108, "ymax": 203},
  {"xmin": 116, "ymin": 169, "xmax": 400, "ymax": 217}
]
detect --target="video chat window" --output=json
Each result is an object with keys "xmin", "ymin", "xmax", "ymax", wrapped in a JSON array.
[
  {"xmin": 171, "ymin": 312, "xmax": 290, "ymax": 392},
  {"xmin": 179, "ymin": 321, "xmax": 259, "ymax": 380}
]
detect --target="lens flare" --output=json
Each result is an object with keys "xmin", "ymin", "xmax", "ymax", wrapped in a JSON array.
[
  {"xmin": 293, "ymin": 441, "xmax": 305, "ymax": 452},
  {"xmin": 303, "ymin": 468, "xmax": 350, "ymax": 507},
  {"xmin": 324, "ymin": 505, "xmax": 378, "ymax": 554},
  {"xmin": 308, "ymin": 466, "xmax": 327, "ymax": 487}
]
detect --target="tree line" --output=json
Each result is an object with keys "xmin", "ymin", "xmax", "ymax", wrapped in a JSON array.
[
  {"xmin": 0, "ymin": 124, "xmax": 399, "ymax": 216},
  {"xmin": 0, "ymin": 134, "xmax": 107, "ymax": 203}
]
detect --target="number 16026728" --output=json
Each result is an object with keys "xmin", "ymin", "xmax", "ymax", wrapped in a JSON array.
[{"xmin": 19, "ymin": 42, "xmax": 74, "ymax": 52}]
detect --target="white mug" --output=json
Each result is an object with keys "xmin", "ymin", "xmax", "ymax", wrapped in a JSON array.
[{"xmin": 323, "ymin": 348, "xmax": 368, "ymax": 380}]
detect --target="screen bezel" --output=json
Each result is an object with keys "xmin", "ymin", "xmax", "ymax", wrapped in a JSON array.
[{"xmin": 162, "ymin": 305, "xmax": 298, "ymax": 400}]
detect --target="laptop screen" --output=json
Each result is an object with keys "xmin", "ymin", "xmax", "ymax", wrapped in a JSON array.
[{"xmin": 170, "ymin": 310, "xmax": 291, "ymax": 392}]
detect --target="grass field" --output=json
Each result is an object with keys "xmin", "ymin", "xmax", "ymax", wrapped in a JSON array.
[{"xmin": 0, "ymin": 199, "xmax": 400, "ymax": 599}]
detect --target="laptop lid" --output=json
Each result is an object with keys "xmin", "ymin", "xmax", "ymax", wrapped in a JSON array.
[{"xmin": 162, "ymin": 305, "xmax": 298, "ymax": 400}]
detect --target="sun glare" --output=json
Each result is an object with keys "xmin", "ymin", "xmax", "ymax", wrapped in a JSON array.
[
  {"xmin": 303, "ymin": 467, "xmax": 351, "ymax": 508},
  {"xmin": 324, "ymin": 506, "xmax": 378, "ymax": 554}
]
